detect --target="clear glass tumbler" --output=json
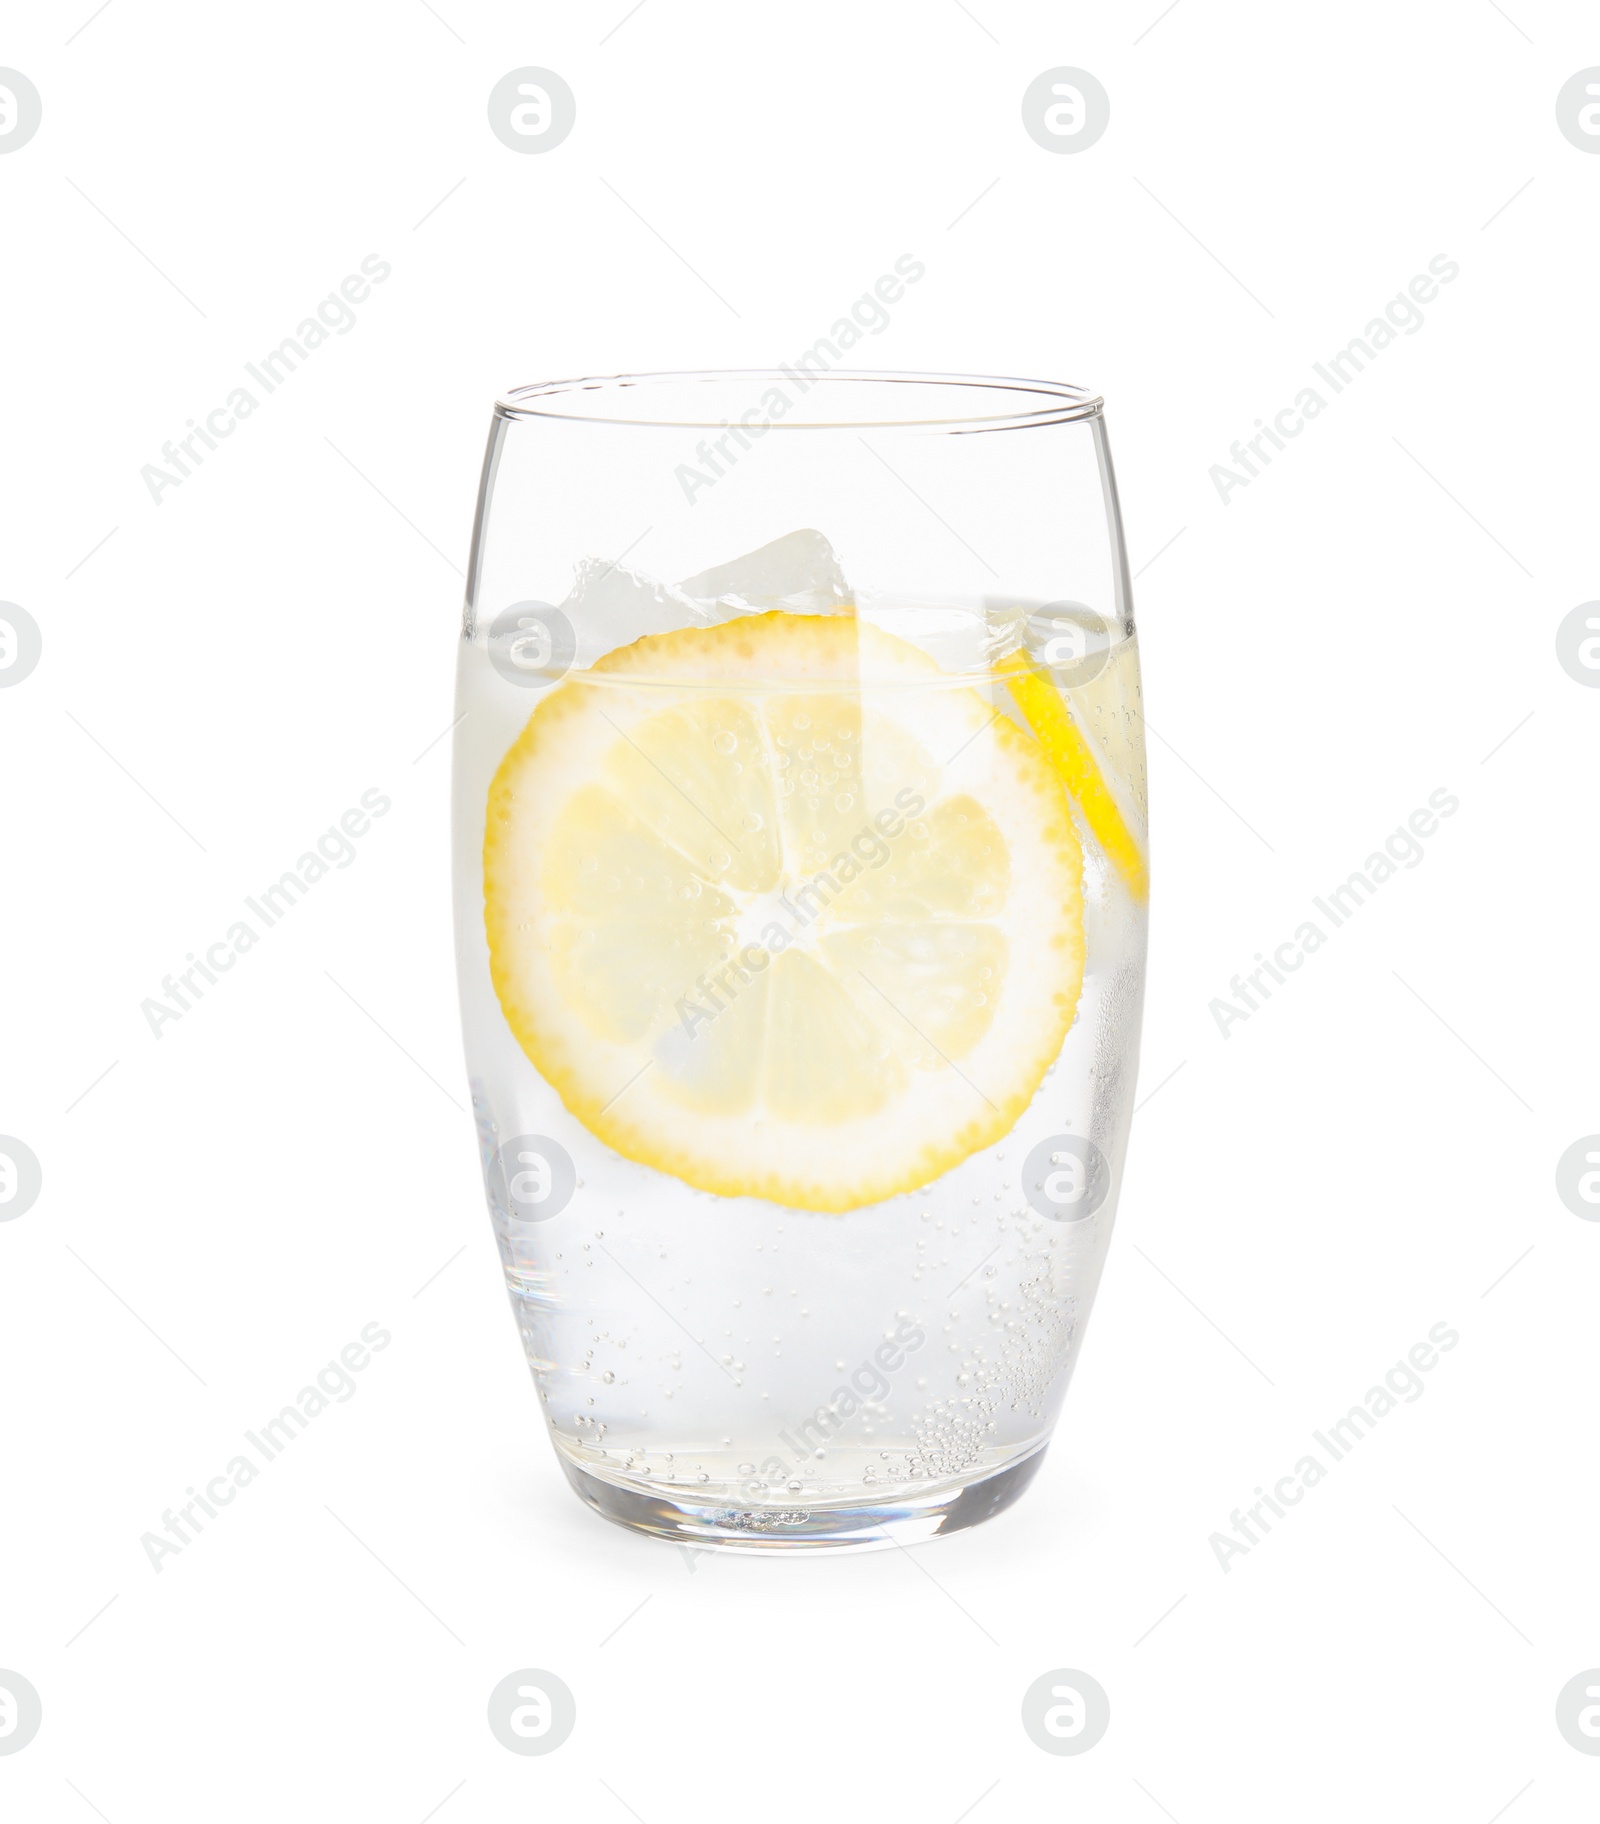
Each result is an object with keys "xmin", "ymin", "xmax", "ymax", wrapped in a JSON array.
[{"xmin": 452, "ymin": 371, "xmax": 1147, "ymax": 1549}]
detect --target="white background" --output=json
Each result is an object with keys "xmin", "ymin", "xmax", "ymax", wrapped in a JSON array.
[{"xmin": 2, "ymin": 1, "xmax": 1598, "ymax": 1818}]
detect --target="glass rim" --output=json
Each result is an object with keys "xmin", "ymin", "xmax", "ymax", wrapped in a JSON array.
[{"xmin": 494, "ymin": 369, "xmax": 1105, "ymax": 431}]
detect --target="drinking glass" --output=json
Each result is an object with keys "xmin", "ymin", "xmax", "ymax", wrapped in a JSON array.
[{"xmin": 452, "ymin": 371, "xmax": 1147, "ymax": 1549}]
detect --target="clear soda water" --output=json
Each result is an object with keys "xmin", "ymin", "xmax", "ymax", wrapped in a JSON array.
[{"xmin": 452, "ymin": 589, "xmax": 1147, "ymax": 1529}]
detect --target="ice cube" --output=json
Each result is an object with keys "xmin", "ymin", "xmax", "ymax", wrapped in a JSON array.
[
  {"xmin": 557, "ymin": 530, "xmax": 851, "ymax": 669},
  {"xmin": 558, "ymin": 555, "xmax": 714, "ymax": 668},
  {"xmin": 678, "ymin": 528, "xmax": 851, "ymax": 616},
  {"xmin": 857, "ymin": 595, "xmax": 1113, "ymax": 682},
  {"xmin": 856, "ymin": 591, "xmax": 997, "ymax": 675},
  {"xmin": 988, "ymin": 596, "xmax": 1115, "ymax": 685}
]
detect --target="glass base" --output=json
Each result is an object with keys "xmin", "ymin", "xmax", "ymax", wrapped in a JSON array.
[{"xmin": 560, "ymin": 1445, "xmax": 1048, "ymax": 1552}]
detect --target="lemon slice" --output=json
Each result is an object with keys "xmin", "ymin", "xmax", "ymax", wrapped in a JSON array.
[
  {"xmin": 484, "ymin": 613, "xmax": 1084, "ymax": 1212},
  {"xmin": 998, "ymin": 650, "xmax": 1148, "ymax": 902}
]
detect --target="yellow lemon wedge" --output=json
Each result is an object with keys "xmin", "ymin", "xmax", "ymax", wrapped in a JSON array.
[
  {"xmin": 998, "ymin": 649, "xmax": 1149, "ymax": 902},
  {"xmin": 484, "ymin": 613, "xmax": 1085, "ymax": 1212}
]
